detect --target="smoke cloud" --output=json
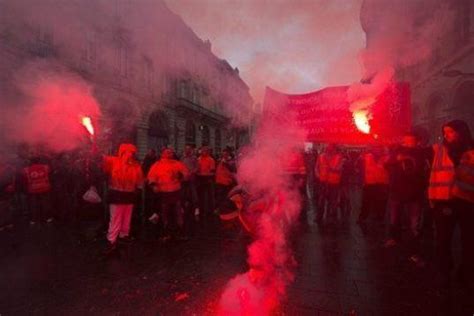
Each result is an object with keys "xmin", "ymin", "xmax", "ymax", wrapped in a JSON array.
[
  {"xmin": 218, "ymin": 100, "xmax": 305, "ymax": 314},
  {"xmin": 1, "ymin": 60, "xmax": 101, "ymax": 152},
  {"xmin": 0, "ymin": 0, "xmax": 255, "ymax": 153},
  {"xmin": 349, "ymin": 0, "xmax": 455, "ymax": 110}
]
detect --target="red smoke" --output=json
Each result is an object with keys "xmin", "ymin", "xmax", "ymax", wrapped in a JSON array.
[
  {"xmin": 3, "ymin": 61, "xmax": 101, "ymax": 152},
  {"xmin": 218, "ymin": 103, "xmax": 304, "ymax": 315}
]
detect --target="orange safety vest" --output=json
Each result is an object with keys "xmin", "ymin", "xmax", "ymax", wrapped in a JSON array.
[
  {"xmin": 216, "ymin": 161, "xmax": 234, "ymax": 186},
  {"xmin": 363, "ymin": 153, "xmax": 389, "ymax": 185},
  {"xmin": 147, "ymin": 159, "xmax": 189, "ymax": 193},
  {"xmin": 316, "ymin": 154, "xmax": 329, "ymax": 182},
  {"xmin": 317, "ymin": 153, "xmax": 343, "ymax": 185},
  {"xmin": 23, "ymin": 164, "xmax": 51, "ymax": 194},
  {"xmin": 428, "ymin": 144, "xmax": 455, "ymax": 200},
  {"xmin": 451, "ymin": 150, "xmax": 474, "ymax": 203},
  {"xmin": 197, "ymin": 156, "xmax": 216, "ymax": 176},
  {"xmin": 283, "ymin": 152, "xmax": 306, "ymax": 175}
]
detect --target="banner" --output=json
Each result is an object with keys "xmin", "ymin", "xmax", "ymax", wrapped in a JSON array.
[{"xmin": 263, "ymin": 82, "xmax": 411, "ymax": 144}]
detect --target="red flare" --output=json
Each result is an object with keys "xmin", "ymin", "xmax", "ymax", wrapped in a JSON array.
[{"xmin": 81, "ymin": 116, "xmax": 95, "ymax": 136}]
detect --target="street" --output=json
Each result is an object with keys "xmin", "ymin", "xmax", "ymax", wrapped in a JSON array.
[{"xmin": 1, "ymin": 204, "xmax": 473, "ymax": 315}]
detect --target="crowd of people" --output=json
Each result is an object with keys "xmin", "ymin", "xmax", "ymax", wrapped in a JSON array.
[
  {"xmin": 311, "ymin": 119, "xmax": 474, "ymax": 294},
  {"xmin": 0, "ymin": 143, "xmax": 237, "ymax": 250},
  {"xmin": 0, "ymin": 119, "xmax": 473, "ymax": 295}
]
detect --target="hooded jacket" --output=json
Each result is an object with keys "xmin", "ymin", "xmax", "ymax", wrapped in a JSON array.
[{"xmin": 104, "ymin": 143, "xmax": 143, "ymax": 193}]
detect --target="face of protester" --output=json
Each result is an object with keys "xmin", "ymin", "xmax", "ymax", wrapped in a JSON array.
[
  {"xmin": 222, "ymin": 151, "xmax": 230, "ymax": 160},
  {"xmin": 121, "ymin": 150, "xmax": 134, "ymax": 163},
  {"xmin": 161, "ymin": 149, "xmax": 174, "ymax": 160},
  {"xmin": 402, "ymin": 135, "xmax": 417, "ymax": 148},
  {"xmin": 184, "ymin": 146, "xmax": 193, "ymax": 156},
  {"xmin": 443, "ymin": 126, "xmax": 459, "ymax": 144},
  {"xmin": 201, "ymin": 148, "xmax": 210, "ymax": 157}
]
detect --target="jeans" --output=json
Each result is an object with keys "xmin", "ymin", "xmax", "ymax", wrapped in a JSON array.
[
  {"xmin": 359, "ymin": 184, "xmax": 388, "ymax": 221},
  {"xmin": 159, "ymin": 191, "xmax": 183, "ymax": 237},
  {"xmin": 433, "ymin": 199, "xmax": 474, "ymax": 286},
  {"xmin": 197, "ymin": 176, "xmax": 214, "ymax": 216},
  {"xmin": 28, "ymin": 193, "xmax": 52, "ymax": 223},
  {"xmin": 387, "ymin": 197, "xmax": 423, "ymax": 254}
]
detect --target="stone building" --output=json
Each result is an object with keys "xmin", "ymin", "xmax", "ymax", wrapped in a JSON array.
[
  {"xmin": 361, "ymin": 0, "xmax": 474, "ymax": 143},
  {"xmin": 0, "ymin": 0, "xmax": 253, "ymax": 158}
]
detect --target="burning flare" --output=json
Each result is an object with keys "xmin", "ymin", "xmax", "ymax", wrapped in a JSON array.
[
  {"xmin": 350, "ymin": 97, "xmax": 375, "ymax": 134},
  {"xmin": 353, "ymin": 110, "xmax": 371, "ymax": 134},
  {"xmin": 81, "ymin": 116, "xmax": 94, "ymax": 136}
]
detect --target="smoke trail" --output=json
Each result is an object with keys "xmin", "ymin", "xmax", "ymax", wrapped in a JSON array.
[
  {"xmin": 346, "ymin": 0, "xmax": 455, "ymax": 126},
  {"xmin": 218, "ymin": 99, "xmax": 305, "ymax": 315},
  {"xmin": 1, "ymin": 60, "xmax": 101, "ymax": 152}
]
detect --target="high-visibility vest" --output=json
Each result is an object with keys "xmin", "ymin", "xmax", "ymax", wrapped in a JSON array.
[
  {"xmin": 316, "ymin": 154, "xmax": 330, "ymax": 182},
  {"xmin": 327, "ymin": 155, "xmax": 343, "ymax": 185},
  {"xmin": 428, "ymin": 144, "xmax": 455, "ymax": 200},
  {"xmin": 283, "ymin": 152, "xmax": 306, "ymax": 175},
  {"xmin": 23, "ymin": 164, "xmax": 51, "ymax": 194},
  {"xmin": 452, "ymin": 150, "xmax": 474, "ymax": 203},
  {"xmin": 216, "ymin": 161, "xmax": 234, "ymax": 186},
  {"xmin": 363, "ymin": 153, "xmax": 389, "ymax": 185}
]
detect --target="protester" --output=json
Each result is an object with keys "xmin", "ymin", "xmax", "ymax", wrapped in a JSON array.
[
  {"xmin": 23, "ymin": 155, "xmax": 53, "ymax": 225},
  {"xmin": 103, "ymin": 143, "xmax": 144, "ymax": 253},
  {"xmin": 215, "ymin": 148, "xmax": 236, "ymax": 213},
  {"xmin": 0, "ymin": 155, "xmax": 15, "ymax": 231},
  {"xmin": 384, "ymin": 133, "xmax": 430, "ymax": 266},
  {"xmin": 339, "ymin": 150, "xmax": 356, "ymax": 220},
  {"xmin": 357, "ymin": 146, "xmax": 389, "ymax": 223},
  {"xmin": 142, "ymin": 149, "xmax": 157, "ymax": 177},
  {"xmin": 428, "ymin": 120, "xmax": 474, "ymax": 293},
  {"xmin": 181, "ymin": 144, "xmax": 199, "ymax": 219},
  {"xmin": 141, "ymin": 148, "xmax": 158, "ymax": 228},
  {"xmin": 147, "ymin": 148, "xmax": 190, "ymax": 240},
  {"xmin": 282, "ymin": 148, "xmax": 307, "ymax": 224},
  {"xmin": 196, "ymin": 146, "xmax": 216, "ymax": 218},
  {"xmin": 314, "ymin": 144, "xmax": 343, "ymax": 223}
]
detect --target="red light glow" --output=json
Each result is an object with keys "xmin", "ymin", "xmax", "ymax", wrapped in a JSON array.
[{"xmin": 81, "ymin": 116, "xmax": 94, "ymax": 136}]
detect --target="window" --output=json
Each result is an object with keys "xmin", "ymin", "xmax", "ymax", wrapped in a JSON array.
[
  {"xmin": 185, "ymin": 120, "xmax": 196, "ymax": 145},
  {"xmin": 32, "ymin": 25, "xmax": 53, "ymax": 57},
  {"xmin": 192, "ymin": 87, "xmax": 200, "ymax": 104},
  {"xmin": 179, "ymin": 81, "xmax": 187, "ymax": 98},
  {"xmin": 116, "ymin": 39, "xmax": 129, "ymax": 77},
  {"xmin": 142, "ymin": 57, "xmax": 154, "ymax": 91},
  {"xmin": 83, "ymin": 31, "xmax": 97, "ymax": 63},
  {"xmin": 201, "ymin": 125, "xmax": 210, "ymax": 146},
  {"xmin": 215, "ymin": 129, "xmax": 221, "ymax": 153}
]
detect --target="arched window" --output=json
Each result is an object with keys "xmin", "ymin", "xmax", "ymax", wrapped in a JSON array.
[
  {"xmin": 185, "ymin": 120, "xmax": 196, "ymax": 146},
  {"xmin": 452, "ymin": 80, "xmax": 474, "ymax": 131},
  {"xmin": 201, "ymin": 125, "xmax": 210, "ymax": 146},
  {"xmin": 148, "ymin": 111, "xmax": 169, "ymax": 150},
  {"xmin": 215, "ymin": 128, "xmax": 221, "ymax": 153}
]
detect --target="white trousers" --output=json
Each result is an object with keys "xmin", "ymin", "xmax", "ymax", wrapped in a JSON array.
[{"xmin": 107, "ymin": 204, "xmax": 133, "ymax": 243}]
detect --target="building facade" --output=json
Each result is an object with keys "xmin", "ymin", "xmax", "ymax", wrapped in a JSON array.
[
  {"xmin": 0, "ymin": 0, "xmax": 253, "ymax": 158},
  {"xmin": 361, "ymin": 0, "xmax": 474, "ymax": 143}
]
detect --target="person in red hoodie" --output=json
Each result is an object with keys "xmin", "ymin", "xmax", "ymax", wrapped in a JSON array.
[
  {"xmin": 215, "ymin": 148, "xmax": 236, "ymax": 212},
  {"xmin": 147, "ymin": 148, "xmax": 189, "ymax": 240},
  {"xmin": 23, "ymin": 155, "xmax": 53, "ymax": 225},
  {"xmin": 103, "ymin": 143, "xmax": 143, "ymax": 253},
  {"xmin": 0, "ymin": 155, "xmax": 15, "ymax": 230},
  {"xmin": 196, "ymin": 146, "xmax": 216, "ymax": 218}
]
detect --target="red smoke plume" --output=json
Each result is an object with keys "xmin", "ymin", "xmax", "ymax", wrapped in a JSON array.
[
  {"xmin": 218, "ymin": 102, "xmax": 305, "ymax": 315},
  {"xmin": 3, "ymin": 61, "xmax": 101, "ymax": 152}
]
